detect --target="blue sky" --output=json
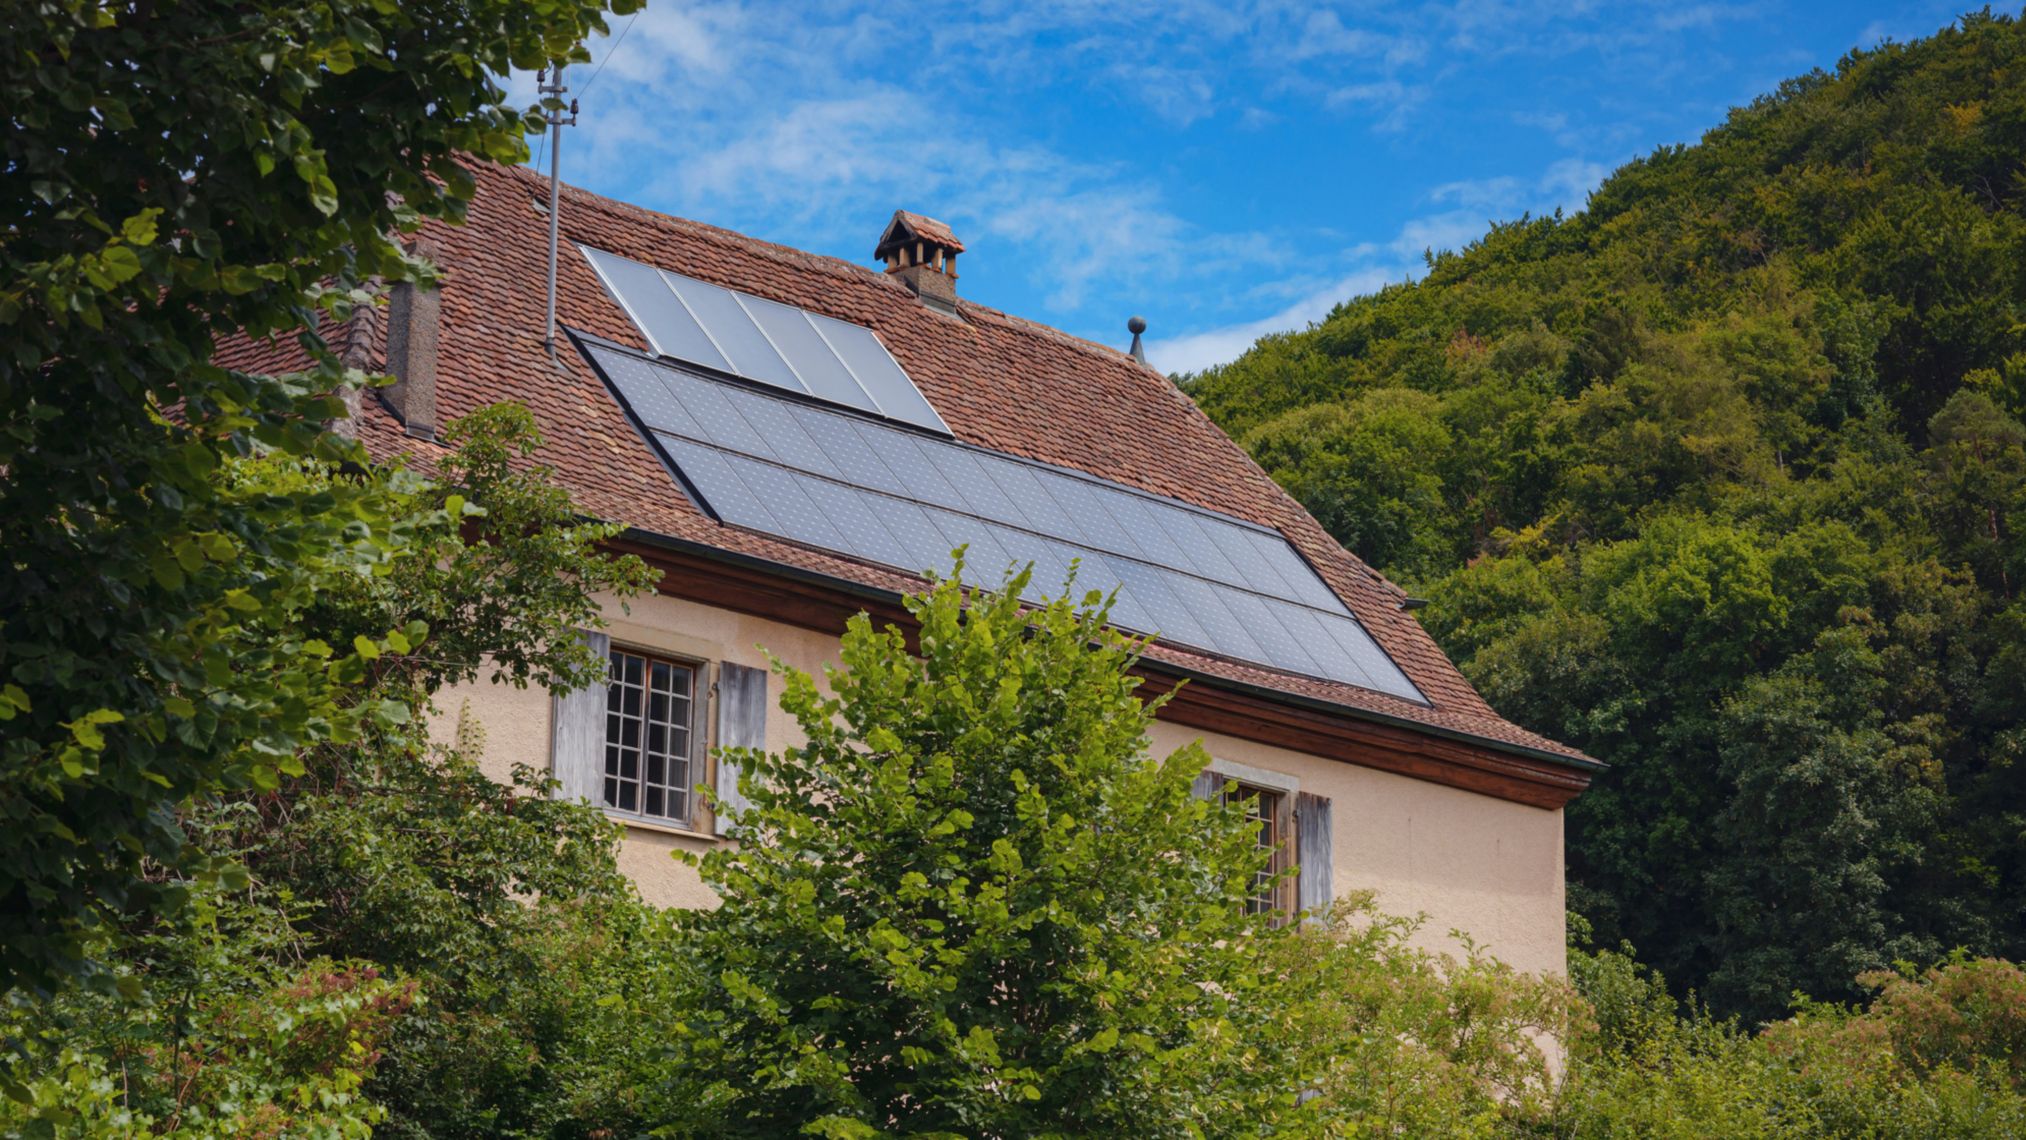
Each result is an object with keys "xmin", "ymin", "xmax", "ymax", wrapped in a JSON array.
[{"xmin": 518, "ymin": 1, "xmax": 1996, "ymax": 374}]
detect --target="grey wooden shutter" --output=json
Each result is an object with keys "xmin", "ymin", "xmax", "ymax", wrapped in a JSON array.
[
  {"xmin": 550, "ymin": 630, "xmax": 611, "ymax": 806},
  {"xmin": 1190, "ymin": 769, "xmax": 1222, "ymax": 801},
  {"xmin": 1295, "ymin": 791, "xmax": 1334, "ymax": 920},
  {"xmin": 714, "ymin": 662, "xmax": 768, "ymax": 833}
]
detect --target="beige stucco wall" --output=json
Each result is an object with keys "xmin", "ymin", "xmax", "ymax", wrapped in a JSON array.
[{"xmin": 428, "ymin": 588, "xmax": 1567, "ymax": 980}]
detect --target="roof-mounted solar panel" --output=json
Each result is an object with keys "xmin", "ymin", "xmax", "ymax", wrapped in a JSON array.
[
  {"xmin": 581, "ymin": 245, "xmax": 951, "ymax": 435},
  {"xmin": 580, "ymin": 338, "xmax": 1427, "ymax": 705}
]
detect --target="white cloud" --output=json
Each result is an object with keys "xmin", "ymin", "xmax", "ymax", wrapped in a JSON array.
[
  {"xmin": 1148, "ymin": 265, "xmax": 1404, "ymax": 374},
  {"xmin": 526, "ymin": 1, "xmax": 1684, "ymax": 376},
  {"xmin": 1148, "ymin": 150, "xmax": 1616, "ymax": 374},
  {"xmin": 1541, "ymin": 157, "xmax": 1611, "ymax": 211}
]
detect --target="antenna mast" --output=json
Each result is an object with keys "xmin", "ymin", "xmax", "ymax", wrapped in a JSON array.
[{"xmin": 540, "ymin": 65, "xmax": 578, "ymax": 360}]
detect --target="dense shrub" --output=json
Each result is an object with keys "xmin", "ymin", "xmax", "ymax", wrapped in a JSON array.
[{"xmin": 1545, "ymin": 946, "xmax": 2026, "ymax": 1138}]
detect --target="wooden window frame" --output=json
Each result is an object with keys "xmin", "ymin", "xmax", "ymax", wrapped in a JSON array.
[
  {"xmin": 602, "ymin": 644, "xmax": 709, "ymax": 829},
  {"xmin": 1224, "ymin": 781, "xmax": 1296, "ymax": 919}
]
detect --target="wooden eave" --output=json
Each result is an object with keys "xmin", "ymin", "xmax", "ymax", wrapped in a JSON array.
[{"xmin": 609, "ymin": 530, "xmax": 1602, "ymax": 811}]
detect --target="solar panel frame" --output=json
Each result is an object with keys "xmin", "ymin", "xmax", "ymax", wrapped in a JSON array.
[
  {"xmin": 658, "ymin": 272, "xmax": 807, "ymax": 393},
  {"xmin": 809, "ymin": 312, "xmax": 950, "ymax": 433},
  {"xmin": 653, "ymin": 434, "xmax": 779, "ymax": 533},
  {"xmin": 1038, "ymin": 470, "xmax": 1142, "ymax": 559},
  {"xmin": 581, "ymin": 248, "xmax": 734, "ymax": 374},
  {"xmin": 794, "ymin": 475, "xmax": 915, "ymax": 570},
  {"xmin": 579, "ymin": 334, "xmax": 1426, "ymax": 705},
  {"xmin": 583, "ymin": 245, "xmax": 953, "ymax": 436},
  {"xmin": 857, "ymin": 425, "xmax": 968, "ymax": 513},
  {"xmin": 737, "ymin": 292, "xmax": 871, "ymax": 412}
]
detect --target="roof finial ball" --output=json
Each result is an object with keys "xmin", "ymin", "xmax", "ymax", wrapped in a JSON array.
[{"xmin": 1127, "ymin": 315, "xmax": 1148, "ymax": 366}]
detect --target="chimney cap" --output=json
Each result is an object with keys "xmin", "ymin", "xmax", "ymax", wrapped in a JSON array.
[{"xmin": 875, "ymin": 210, "xmax": 965, "ymax": 260}]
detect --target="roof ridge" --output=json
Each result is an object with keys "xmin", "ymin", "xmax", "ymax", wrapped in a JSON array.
[
  {"xmin": 495, "ymin": 160, "xmax": 910, "ymax": 295},
  {"xmin": 495, "ymin": 161, "xmax": 1158, "ymax": 374}
]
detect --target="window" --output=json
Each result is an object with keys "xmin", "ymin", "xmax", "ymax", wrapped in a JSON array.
[
  {"xmin": 1225, "ymin": 782, "xmax": 1291, "ymax": 917},
  {"xmin": 604, "ymin": 647, "xmax": 701, "ymax": 825}
]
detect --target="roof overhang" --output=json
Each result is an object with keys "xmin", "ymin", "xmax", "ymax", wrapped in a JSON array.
[{"xmin": 608, "ymin": 526, "xmax": 1602, "ymax": 810}]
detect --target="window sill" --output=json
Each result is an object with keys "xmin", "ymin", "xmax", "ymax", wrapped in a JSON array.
[{"xmin": 605, "ymin": 811, "xmax": 722, "ymax": 843}]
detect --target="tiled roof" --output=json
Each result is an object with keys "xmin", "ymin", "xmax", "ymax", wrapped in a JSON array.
[{"xmin": 220, "ymin": 159, "xmax": 1591, "ymax": 768}]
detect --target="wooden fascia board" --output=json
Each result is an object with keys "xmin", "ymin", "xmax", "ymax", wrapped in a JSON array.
[{"xmin": 610, "ymin": 530, "xmax": 1596, "ymax": 811}]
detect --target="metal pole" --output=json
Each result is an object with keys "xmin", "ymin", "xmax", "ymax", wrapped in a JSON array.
[{"xmin": 543, "ymin": 65, "xmax": 568, "ymax": 360}]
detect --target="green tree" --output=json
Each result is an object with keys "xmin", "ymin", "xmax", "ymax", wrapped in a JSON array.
[
  {"xmin": 0, "ymin": 0, "xmax": 637, "ymax": 992},
  {"xmin": 1244, "ymin": 389, "xmax": 1456, "ymax": 584},
  {"xmin": 1186, "ymin": 10, "xmax": 2026, "ymax": 1014},
  {"xmin": 661, "ymin": 567, "xmax": 1296, "ymax": 1137},
  {"xmin": 3, "ymin": 406, "xmax": 669, "ymax": 1137}
]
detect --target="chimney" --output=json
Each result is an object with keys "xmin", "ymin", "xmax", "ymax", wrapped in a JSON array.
[
  {"xmin": 875, "ymin": 210, "xmax": 964, "ymax": 316},
  {"xmin": 382, "ymin": 277, "xmax": 441, "ymax": 440}
]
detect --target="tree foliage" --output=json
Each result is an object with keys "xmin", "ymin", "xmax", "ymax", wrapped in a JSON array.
[
  {"xmin": 1186, "ymin": 9, "xmax": 2026, "ymax": 1022},
  {"xmin": 3, "ymin": 407, "xmax": 669, "ymax": 1137},
  {"xmin": 1547, "ymin": 943, "xmax": 2026, "ymax": 1138},
  {"xmin": 657, "ymin": 567, "xmax": 1297, "ymax": 1136},
  {"xmin": 0, "ymin": 0, "xmax": 637, "ymax": 993}
]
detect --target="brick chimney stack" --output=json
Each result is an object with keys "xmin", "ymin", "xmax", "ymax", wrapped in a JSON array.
[
  {"xmin": 382, "ymin": 240, "xmax": 445, "ymax": 440},
  {"xmin": 875, "ymin": 210, "xmax": 964, "ymax": 316}
]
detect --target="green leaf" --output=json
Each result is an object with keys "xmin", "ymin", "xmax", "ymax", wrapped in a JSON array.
[
  {"xmin": 352, "ymin": 635, "xmax": 380, "ymax": 661},
  {"xmin": 119, "ymin": 208, "xmax": 160, "ymax": 245},
  {"xmin": 65, "ymin": 709, "xmax": 124, "ymax": 751},
  {"xmin": 97, "ymin": 245, "xmax": 142, "ymax": 284},
  {"xmin": 148, "ymin": 550, "xmax": 185, "ymax": 592}
]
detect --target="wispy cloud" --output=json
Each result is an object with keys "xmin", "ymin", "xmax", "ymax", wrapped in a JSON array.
[
  {"xmin": 1150, "ymin": 151, "xmax": 1615, "ymax": 374},
  {"xmin": 527, "ymin": 0, "xmax": 1785, "ymax": 377},
  {"xmin": 1150, "ymin": 266, "xmax": 1405, "ymax": 375}
]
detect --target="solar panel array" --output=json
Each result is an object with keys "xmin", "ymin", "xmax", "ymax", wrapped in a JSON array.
[
  {"xmin": 582, "ymin": 245, "xmax": 950, "ymax": 434},
  {"xmin": 583, "ymin": 339, "xmax": 1425, "ymax": 703}
]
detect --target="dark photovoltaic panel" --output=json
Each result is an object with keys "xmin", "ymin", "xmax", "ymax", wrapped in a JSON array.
[
  {"xmin": 583, "ymin": 339, "xmax": 1424, "ymax": 704},
  {"xmin": 581, "ymin": 245, "xmax": 951, "ymax": 435}
]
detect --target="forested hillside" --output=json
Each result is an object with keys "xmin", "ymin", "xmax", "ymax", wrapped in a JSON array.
[{"xmin": 1186, "ymin": 9, "xmax": 2026, "ymax": 1022}]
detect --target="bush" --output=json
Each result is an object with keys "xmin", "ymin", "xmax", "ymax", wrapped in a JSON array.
[
  {"xmin": 1549, "ymin": 947, "xmax": 2026, "ymax": 1138},
  {"xmin": 1269, "ymin": 895, "xmax": 1580, "ymax": 1138}
]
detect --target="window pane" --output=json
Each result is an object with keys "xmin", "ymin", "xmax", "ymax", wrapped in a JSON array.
[
  {"xmin": 1225, "ymin": 783, "xmax": 1283, "ymax": 915},
  {"xmin": 601, "ymin": 649, "xmax": 698, "ymax": 826}
]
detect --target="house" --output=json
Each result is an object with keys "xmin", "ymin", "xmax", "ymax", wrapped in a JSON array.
[{"xmin": 292, "ymin": 160, "xmax": 1599, "ymax": 975}]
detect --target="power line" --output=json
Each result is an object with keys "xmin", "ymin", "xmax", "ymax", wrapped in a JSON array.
[
  {"xmin": 580, "ymin": 12, "xmax": 640, "ymax": 97},
  {"xmin": 533, "ymin": 13, "xmax": 639, "ymax": 170}
]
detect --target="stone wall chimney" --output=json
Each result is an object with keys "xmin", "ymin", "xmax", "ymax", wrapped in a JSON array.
[
  {"xmin": 381, "ymin": 278, "xmax": 441, "ymax": 440},
  {"xmin": 874, "ymin": 210, "xmax": 964, "ymax": 316}
]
